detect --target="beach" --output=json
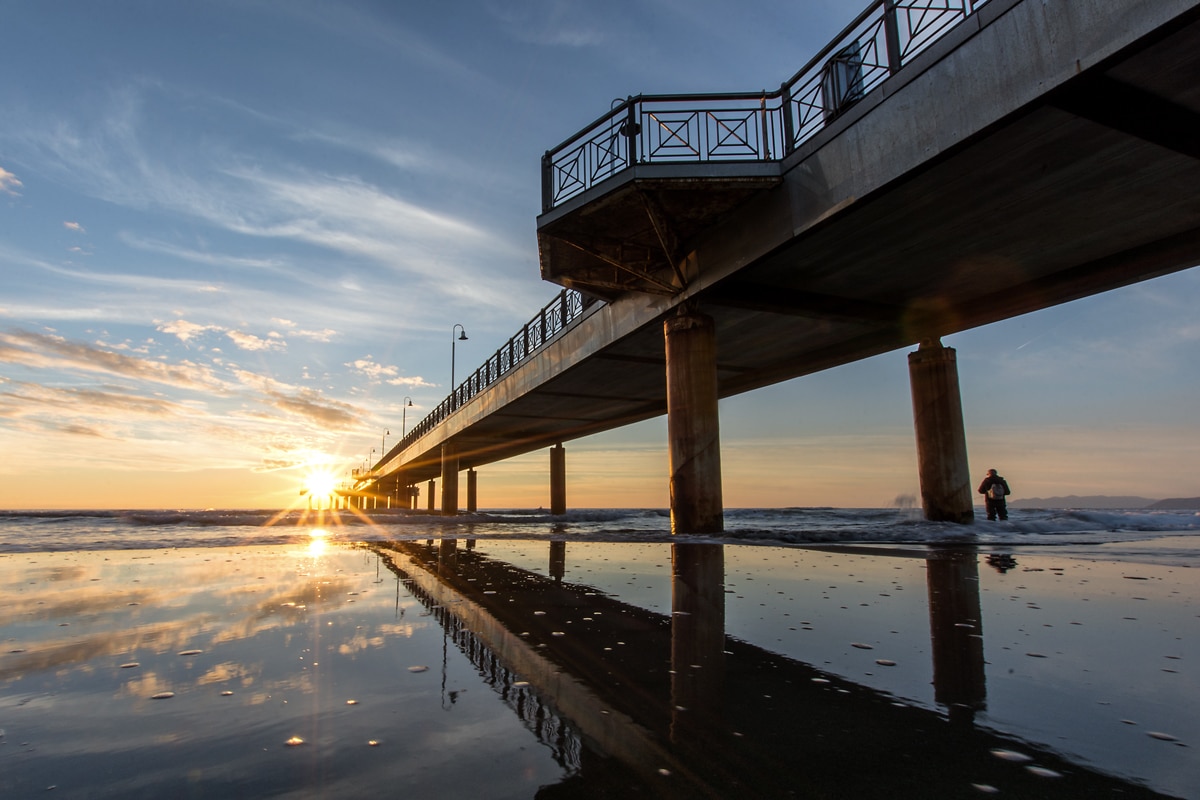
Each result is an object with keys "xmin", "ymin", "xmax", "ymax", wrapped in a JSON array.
[{"xmin": 2, "ymin": 519, "xmax": 1197, "ymax": 798}]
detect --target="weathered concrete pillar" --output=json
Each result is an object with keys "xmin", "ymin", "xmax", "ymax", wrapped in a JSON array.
[
  {"xmin": 664, "ymin": 311, "xmax": 723, "ymax": 534},
  {"xmin": 441, "ymin": 443, "xmax": 459, "ymax": 516},
  {"xmin": 426, "ymin": 480, "xmax": 435, "ymax": 512},
  {"xmin": 550, "ymin": 443, "xmax": 567, "ymax": 516},
  {"xmin": 466, "ymin": 468, "xmax": 478, "ymax": 513},
  {"xmin": 908, "ymin": 339, "xmax": 974, "ymax": 523}
]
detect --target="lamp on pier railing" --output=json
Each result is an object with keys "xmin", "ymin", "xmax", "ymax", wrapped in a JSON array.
[
  {"xmin": 401, "ymin": 397, "xmax": 413, "ymax": 437},
  {"xmin": 382, "ymin": 429, "xmax": 390, "ymax": 456},
  {"xmin": 451, "ymin": 324, "xmax": 468, "ymax": 407}
]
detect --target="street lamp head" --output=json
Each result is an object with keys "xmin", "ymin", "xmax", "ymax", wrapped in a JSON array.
[{"xmin": 404, "ymin": 397, "xmax": 413, "ymax": 407}]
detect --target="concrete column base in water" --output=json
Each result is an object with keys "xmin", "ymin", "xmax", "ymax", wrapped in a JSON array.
[
  {"xmin": 908, "ymin": 339, "xmax": 974, "ymax": 523},
  {"xmin": 441, "ymin": 443, "xmax": 459, "ymax": 516},
  {"xmin": 466, "ymin": 468, "xmax": 478, "ymax": 513},
  {"xmin": 665, "ymin": 311, "xmax": 723, "ymax": 534}
]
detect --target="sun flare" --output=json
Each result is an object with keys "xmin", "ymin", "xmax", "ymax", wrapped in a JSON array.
[{"xmin": 302, "ymin": 468, "xmax": 338, "ymax": 500}]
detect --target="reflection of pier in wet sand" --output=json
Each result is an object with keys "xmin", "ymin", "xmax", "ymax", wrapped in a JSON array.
[{"xmin": 370, "ymin": 540, "xmax": 1171, "ymax": 797}]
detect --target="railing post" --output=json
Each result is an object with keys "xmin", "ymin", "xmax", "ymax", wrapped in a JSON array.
[
  {"xmin": 541, "ymin": 151, "xmax": 554, "ymax": 213},
  {"xmin": 780, "ymin": 80, "xmax": 796, "ymax": 156},
  {"xmin": 883, "ymin": 0, "xmax": 903, "ymax": 75},
  {"xmin": 759, "ymin": 94, "xmax": 771, "ymax": 160},
  {"xmin": 540, "ymin": 306, "xmax": 548, "ymax": 344},
  {"xmin": 622, "ymin": 96, "xmax": 640, "ymax": 165}
]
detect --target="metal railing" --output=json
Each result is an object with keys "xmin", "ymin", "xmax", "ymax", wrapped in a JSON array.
[
  {"xmin": 542, "ymin": 0, "xmax": 991, "ymax": 211},
  {"xmin": 391, "ymin": 288, "xmax": 599, "ymax": 458}
]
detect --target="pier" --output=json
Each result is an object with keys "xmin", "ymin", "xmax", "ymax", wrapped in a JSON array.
[{"xmin": 355, "ymin": 0, "xmax": 1200, "ymax": 529}]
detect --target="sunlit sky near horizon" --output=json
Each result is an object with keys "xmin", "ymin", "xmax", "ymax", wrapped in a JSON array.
[{"xmin": 2, "ymin": 0, "xmax": 1197, "ymax": 511}]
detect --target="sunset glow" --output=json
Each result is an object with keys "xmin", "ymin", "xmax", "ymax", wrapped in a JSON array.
[
  {"xmin": 302, "ymin": 469, "xmax": 339, "ymax": 502},
  {"xmin": 0, "ymin": 3, "xmax": 1196, "ymax": 511}
]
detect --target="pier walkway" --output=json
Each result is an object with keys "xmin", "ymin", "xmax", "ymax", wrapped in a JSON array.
[{"xmin": 357, "ymin": 0, "xmax": 1200, "ymax": 526}]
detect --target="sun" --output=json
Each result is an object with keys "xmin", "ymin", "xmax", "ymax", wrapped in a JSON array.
[{"xmin": 302, "ymin": 468, "xmax": 338, "ymax": 500}]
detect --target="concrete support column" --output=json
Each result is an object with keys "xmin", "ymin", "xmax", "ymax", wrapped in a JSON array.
[
  {"xmin": 426, "ymin": 480, "xmax": 435, "ymax": 512},
  {"xmin": 466, "ymin": 468, "xmax": 478, "ymax": 513},
  {"xmin": 441, "ymin": 443, "xmax": 459, "ymax": 516},
  {"xmin": 550, "ymin": 443, "xmax": 566, "ymax": 516},
  {"xmin": 908, "ymin": 339, "xmax": 974, "ymax": 523},
  {"xmin": 664, "ymin": 311, "xmax": 723, "ymax": 534}
]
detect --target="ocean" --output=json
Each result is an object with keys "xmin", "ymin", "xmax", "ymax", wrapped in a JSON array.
[
  {"xmin": 2, "ymin": 504, "xmax": 1198, "ymax": 553},
  {"xmin": 4, "ymin": 506, "xmax": 1199, "ymax": 798}
]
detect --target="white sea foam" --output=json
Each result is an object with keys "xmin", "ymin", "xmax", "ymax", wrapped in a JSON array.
[{"xmin": 0, "ymin": 506, "xmax": 1195, "ymax": 554}]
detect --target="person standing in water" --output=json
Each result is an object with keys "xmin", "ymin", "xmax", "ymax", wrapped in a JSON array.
[{"xmin": 978, "ymin": 468, "xmax": 1011, "ymax": 521}]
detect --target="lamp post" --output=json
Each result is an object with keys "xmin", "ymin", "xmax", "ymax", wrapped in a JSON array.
[
  {"xmin": 451, "ymin": 324, "xmax": 468, "ymax": 407},
  {"xmin": 382, "ymin": 429, "xmax": 389, "ymax": 456},
  {"xmin": 401, "ymin": 397, "xmax": 413, "ymax": 437}
]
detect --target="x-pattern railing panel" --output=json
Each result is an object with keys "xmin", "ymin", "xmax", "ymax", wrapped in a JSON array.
[
  {"xmin": 896, "ymin": 0, "xmax": 975, "ymax": 61},
  {"xmin": 543, "ymin": 0, "xmax": 990, "ymax": 211}
]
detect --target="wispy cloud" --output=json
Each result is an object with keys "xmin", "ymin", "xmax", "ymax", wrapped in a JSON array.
[
  {"xmin": 158, "ymin": 319, "xmax": 221, "ymax": 343},
  {"xmin": 0, "ymin": 380, "xmax": 181, "ymax": 421},
  {"xmin": 233, "ymin": 370, "xmax": 366, "ymax": 430},
  {"xmin": 345, "ymin": 358, "xmax": 434, "ymax": 388},
  {"xmin": 386, "ymin": 375, "xmax": 435, "ymax": 388},
  {"xmin": 345, "ymin": 358, "xmax": 397, "ymax": 382},
  {"xmin": 483, "ymin": 0, "xmax": 611, "ymax": 47},
  {"xmin": 226, "ymin": 330, "xmax": 285, "ymax": 352},
  {"xmin": 63, "ymin": 221, "xmax": 85, "ymax": 233},
  {"xmin": 1, "ymin": 83, "xmax": 542, "ymax": 323},
  {"xmin": 119, "ymin": 232, "xmax": 288, "ymax": 273},
  {"xmin": 0, "ymin": 166, "xmax": 21, "ymax": 195},
  {"xmin": 0, "ymin": 329, "xmax": 232, "ymax": 392}
]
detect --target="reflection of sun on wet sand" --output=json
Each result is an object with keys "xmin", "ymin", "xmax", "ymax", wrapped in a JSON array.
[{"xmin": 0, "ymin": 541, "xmax": 1195, "ymax": 798}]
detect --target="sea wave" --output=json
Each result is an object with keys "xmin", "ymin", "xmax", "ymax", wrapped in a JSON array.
[{"xmin": 0, "ymin": 506, "xmax": 1196, "ymax": 553}]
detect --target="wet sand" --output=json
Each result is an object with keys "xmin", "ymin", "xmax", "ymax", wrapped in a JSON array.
[{"xmin": 2, "ymin": 535, "xmax": 1196, "ymax": 798}]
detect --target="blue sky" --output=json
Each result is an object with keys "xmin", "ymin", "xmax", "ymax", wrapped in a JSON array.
[{"xmin": 1, "ymin": 0, "xmax": 1197, "ymax": 510}]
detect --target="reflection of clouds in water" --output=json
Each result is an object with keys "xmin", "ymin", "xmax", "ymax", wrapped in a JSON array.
[
  {"xmin": 259, "ymin": 671, "xmax": 316, "ymax": 696},
  {"xmin": 117, "ymin": 669, "xmax": 172, "ymax": 700},
  {"xmin": 0, "ymin": 619, "xmax": 217, "ymax": 683},
  {"xmin": 337, "ymin": 620, "xmax": 422, "ymax": 655},
  {"xmin": 197, "ymin": 660, "xmax": 259, "ymax": 686},
  {"xmin": 0, "ymin": 585, "xmax": 162, "ymax": 626},
  {"xmin": 338, "ymin": 632, "xmax": 386, "ymax": 655},
  {"xmin": 46, "ymin": 566, "xmax": 89, "ymax": 582},
  {"xmin": 378, "ymin": 622, "xmax": 419, "ymax": 637}
]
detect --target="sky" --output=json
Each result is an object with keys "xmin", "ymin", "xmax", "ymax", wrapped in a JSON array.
[{"xmin": 1, "ymin": 0, "xmax": 1197, "ymax": 511}]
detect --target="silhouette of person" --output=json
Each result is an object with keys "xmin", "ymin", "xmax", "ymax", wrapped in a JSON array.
[{"xmin": 977, "ymin": 469, "xmax": 1011, "ymax": 521}]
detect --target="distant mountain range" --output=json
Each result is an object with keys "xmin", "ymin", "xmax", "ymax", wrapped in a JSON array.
[{"xmin": 1008, "ymin": 495, "xmax": 1200, "ymax": 510}]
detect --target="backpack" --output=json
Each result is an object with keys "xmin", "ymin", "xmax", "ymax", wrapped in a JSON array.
[{"xmin": 988, "ymin": 480, "xmax": 1007, "ymax": 499}]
